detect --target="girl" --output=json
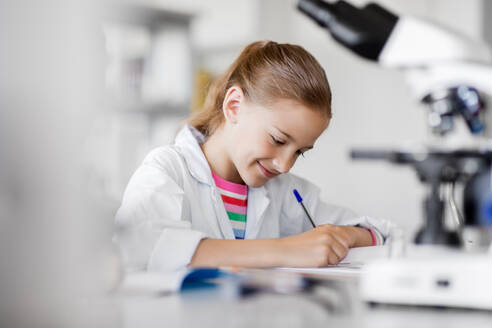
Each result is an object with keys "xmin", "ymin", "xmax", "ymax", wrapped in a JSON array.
[{"xmin": 115, "ymin": 41, "xmax": 393, "ymax": 272}]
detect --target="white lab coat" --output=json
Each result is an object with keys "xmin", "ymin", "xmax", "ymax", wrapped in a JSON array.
[{"xmin": 115, "ymin": 125, "xmax": 394, "ymax": 273}]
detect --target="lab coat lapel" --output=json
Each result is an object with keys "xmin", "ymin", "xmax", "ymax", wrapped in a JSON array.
[
  {"xmin": 175, "ymin": 126, "xmax": 235, "ymax": 239},
  {"xmin": 246, "ymin": 186, "xmax": 270, "ymax": 239},
  {"xmin": 211, "ymin": 185, "xmax": 236, "ymax": 239}
]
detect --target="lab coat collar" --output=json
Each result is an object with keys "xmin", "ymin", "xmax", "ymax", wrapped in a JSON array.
[
  {"xmin": 174, "ymin": 125, "xmax": 271, "ymax": 239},
  {"xmin": 174, "ymin": 125, "xmax": 213, "ymax": 186}
]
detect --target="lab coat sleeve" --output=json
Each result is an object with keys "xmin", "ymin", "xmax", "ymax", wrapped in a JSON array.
[
  {"xmin": 280, "ymin": 174, "xmax": 396, "ymax": 243},
  {"xmin": 114, "ymin": 147, "xmax": 206, "ymax": 273}
]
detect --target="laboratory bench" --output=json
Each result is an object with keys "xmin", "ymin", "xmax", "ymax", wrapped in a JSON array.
[{"xmin": 109, "ymin": 269, "xmax": 492, "ymax": 328}]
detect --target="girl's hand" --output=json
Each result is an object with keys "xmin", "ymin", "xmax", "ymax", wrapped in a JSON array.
[{"xmin": 276, "ymin": 224, "xmax": 371, "ymax": 267}]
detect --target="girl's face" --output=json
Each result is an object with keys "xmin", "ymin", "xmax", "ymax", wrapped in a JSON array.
[{"xmin": 224, "ymin": 87, "xmax": 329, "ymax": 187}]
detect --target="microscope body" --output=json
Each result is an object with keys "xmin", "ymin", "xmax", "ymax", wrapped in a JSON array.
[
  {"xmin": 298, "ymin": 1, "xmax": 492, "ymax": 309},
  {"xmin": 298, "ymin": 0, "xmax": 492, "ymax": 246}
]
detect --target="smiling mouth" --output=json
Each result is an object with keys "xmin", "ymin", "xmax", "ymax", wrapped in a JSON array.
[{"xmin": 257, "ymin": 161, "xmax": 277, "ymax": 178}]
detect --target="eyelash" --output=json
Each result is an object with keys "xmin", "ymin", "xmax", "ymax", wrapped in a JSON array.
[
  {"xmin": 271, "ymin": 136, "xmax": 285, "ymax": 145},
  {"xmin": 271, "ymin": 135, "xmax": 305, "ymax": 157}
]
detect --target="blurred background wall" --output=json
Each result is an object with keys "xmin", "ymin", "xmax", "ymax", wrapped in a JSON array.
[
  {"xmin": 100, "ymin": 0, "xmax": 489, "ymax": 236},
  {"xmin": 1, "ymin": 1, "xmax": 120, "ymax": 326}
]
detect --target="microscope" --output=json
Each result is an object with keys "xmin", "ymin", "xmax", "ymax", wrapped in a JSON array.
[{"xmin": 298, "ymin": 0, "xmax": 492, "ymax": 310}]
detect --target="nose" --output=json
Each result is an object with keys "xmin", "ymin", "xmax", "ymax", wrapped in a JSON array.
[{"xmin": 272, "ymin": 149, "xmax": 297, "ymax": 174}]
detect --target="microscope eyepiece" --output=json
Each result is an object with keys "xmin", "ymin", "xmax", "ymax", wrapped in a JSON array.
[
  {"xmin": 297, "ymin": 0, "xmax": 398, "ymax": 61},
  {"xmin": 297, "ymin": 0, "xmax": 336, "ymax": 28}
]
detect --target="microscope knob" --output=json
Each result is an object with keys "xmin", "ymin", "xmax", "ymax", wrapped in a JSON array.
[{"xmin": 480, "ymin": 192, "xmax": 492, "ymax": 227}]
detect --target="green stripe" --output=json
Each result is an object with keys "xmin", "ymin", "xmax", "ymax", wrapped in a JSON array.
[{"xmin": 227, "ymin": 212, "xmax": 246, "ymax": 222}]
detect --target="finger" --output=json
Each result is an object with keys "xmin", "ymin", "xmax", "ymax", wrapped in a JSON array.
[
  {"xmin": 318, "ymin": 235, "xmax": 347, "ymax": 264},
  {"xmin": 327, "ymin": 251, "xmax": 340, "ymax": 265},
  {"xmin": 317, "ymin": 231, "xmax": 348, "ymax": 259},
  {"xmin": 328, "ymin": 236, "xmax": 349, "ymax": 261},
  {"xmin": 324, "ymin": 227, "xmax": 351, "ymax": 249},
  {"xmin": 329, "ymin": 231, "xmax": 350, "ymax": 250}
]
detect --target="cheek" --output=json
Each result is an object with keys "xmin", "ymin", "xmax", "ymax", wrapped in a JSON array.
[
  {"xmin": 247, "ymin": 140, "xmax": 275, "ymax": 163},
  {"xmin": 257, "ymin": 140, "xmax": 275, "ymax": 157},
  {"xmin": 234, "ymin": 139, "xmax": 270, "ymax": 167},
  {"xmin": 232, "ymin": 120, "xmax": 274, "ymax": 164}
]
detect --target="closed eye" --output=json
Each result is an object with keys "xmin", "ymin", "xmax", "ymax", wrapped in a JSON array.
[
  {"xmin": 271, "ymin": 135, "xmax": 285, "ymax": 145},
  {"xmin": 272, "ymin": 135, "xmax": 307, "ymax": 157}
]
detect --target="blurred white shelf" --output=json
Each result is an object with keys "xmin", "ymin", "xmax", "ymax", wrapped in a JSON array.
[
  {"xmin": 110, "ymin": 99, "xmax": 189, "ymax": 116},
  {"xmin": 104, "ymin": 3, "xmax": 194, "ymax": 27},
  {"xmin": 103, "ymin": 3, "xmax": 194, "ymax": 115}
]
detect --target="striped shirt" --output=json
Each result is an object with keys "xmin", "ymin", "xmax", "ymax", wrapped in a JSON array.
[{"xmin": 212, "ymin": 171, "xmax": 248, "ymax": 239}]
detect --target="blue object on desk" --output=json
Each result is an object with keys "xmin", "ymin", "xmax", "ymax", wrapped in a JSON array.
[
  {"xmin": 293, "ymin": 189, "xmax": 316, "ymax": 228},
  {"xmin": 180, "ymin": 268, "xmax": 228, "ymax": 291}
]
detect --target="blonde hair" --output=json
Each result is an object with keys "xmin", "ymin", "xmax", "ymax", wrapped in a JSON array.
[{"xmin": 189, "ymin": 40, "xmax": 332, "ymax": 137}]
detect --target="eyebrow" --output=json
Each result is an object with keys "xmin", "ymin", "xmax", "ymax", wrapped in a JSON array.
[{"xmin": 274, "ymin": 126, "xmax": 314, "ymax": 150}]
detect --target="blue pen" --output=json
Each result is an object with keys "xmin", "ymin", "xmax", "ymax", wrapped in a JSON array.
[{"xmin": 293, "ymin": 189, "xmax": 316, "ymax": 228}]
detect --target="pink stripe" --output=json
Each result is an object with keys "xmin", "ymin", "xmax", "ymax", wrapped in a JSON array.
[
  {"xmin": 367, "ymin": 228, "xmax": 378, "ymax": 246},
  {"xmin": 212, "ymin": 171, "xmax": 248, "ymax": 195},
  {"xmin": 224, "ymin": 202, "xmax": 247, "ymax": 214}
]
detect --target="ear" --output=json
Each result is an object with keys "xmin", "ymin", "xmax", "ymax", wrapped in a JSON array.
[{"xmin": 222, "ymin": 86, "xmax": 245, "ymax": 124}]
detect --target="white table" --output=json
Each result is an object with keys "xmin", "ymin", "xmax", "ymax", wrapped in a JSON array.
[{"xmin": 113, "ymin": 269, "xmax": 492, "ymax": 328}]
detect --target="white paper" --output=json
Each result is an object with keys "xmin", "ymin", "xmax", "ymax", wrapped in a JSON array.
[
  {"xmin": 340, "ymin": 245, "xmax": 389, "ymax": 264},
  {"xmin": 275, "ymin": 245, "xmax": 390, "ymax": 277}
]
